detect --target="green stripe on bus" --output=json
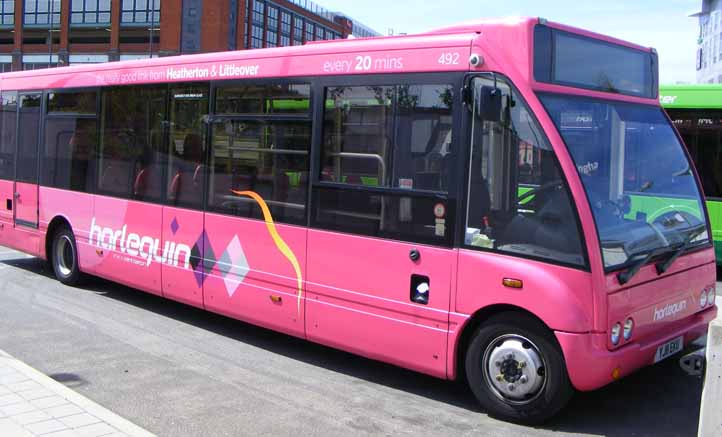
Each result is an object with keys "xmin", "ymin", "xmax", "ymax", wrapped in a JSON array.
[{"xmin": 660, "ymin": 84, "xmax": 722, "ymax": 109}]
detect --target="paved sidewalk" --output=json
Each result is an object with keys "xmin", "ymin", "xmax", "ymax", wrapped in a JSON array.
[{"xmin": 0, "ymin": 350, "xmax": 153, "ymax": 437}]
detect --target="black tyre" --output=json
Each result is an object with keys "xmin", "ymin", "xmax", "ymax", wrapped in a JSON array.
[
  {"xmin": 465, "ymin": 312, "xmax": 573, "ymax": 425},
  {"xmin": 51, "ymin": 226, "xmax": 82, "ymax": 286}
]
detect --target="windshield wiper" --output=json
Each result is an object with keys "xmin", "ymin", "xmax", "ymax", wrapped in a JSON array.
[
  {"xmin": 617, "ymin": 246, "xmax": 669, "ymax": 285},
  {"xmin": 655, "ymin": 224, "xmax": 708, "ymax": 275}
]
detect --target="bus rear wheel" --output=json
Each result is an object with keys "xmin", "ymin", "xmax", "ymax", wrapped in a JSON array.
[
  {"xmin": 465, "ymin": 313, "xmax": 573, "ymax": 424},
  {"xmin": 51, "ymin": 226, "xmax": 82, "ymax": 286}
]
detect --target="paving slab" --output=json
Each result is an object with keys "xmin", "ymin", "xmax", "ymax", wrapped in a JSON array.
[{"xmin": 0, "ymin": 350, "xmax": 153, "ymax": 437}]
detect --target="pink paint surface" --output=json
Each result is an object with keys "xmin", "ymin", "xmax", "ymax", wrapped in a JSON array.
[{"xmin": 0, "ymin": 17, "xmax": 714, "ymax": 396}]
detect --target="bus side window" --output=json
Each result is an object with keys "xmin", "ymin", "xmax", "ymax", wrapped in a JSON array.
[
  {"xmin": 314, "ymin": 83, "xmax": 456, "ymax": 246},
  {"xmin": 0, "ymin": 92, "xmax": 17, "ymax": 181},
  {"xmin": 43, "ymin": 91, "xmax": 98, "ymax": 193},
  {"xmin": 99, "ymin": 85, "xmax": 167, "ymax": 202},
  {"xmin": 166, "ymin": 84, "xmax": 209, "ymax": 210},
  {"xmin": 206, "ymin": 83, "xmax": 310, "ymax": 225}
]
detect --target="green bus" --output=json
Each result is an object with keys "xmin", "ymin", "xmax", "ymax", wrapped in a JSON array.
[{"xmin": 660, "ymin": 84, "xmax": 722, "ymax": 264}]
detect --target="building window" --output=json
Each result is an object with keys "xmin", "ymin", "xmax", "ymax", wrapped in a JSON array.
[
  {"xmin": 121, "ymin": 0, "xmax": 160, "ymax": 26},
  {"xmin": 22, "ymin": 54, "xmax": 58, "ymax": 69},
  {"xmin": 305, "ymin": 22, "xmax": 313, "ymax": 42},
  {"xmin": 280, "ymin": 11, "xmax": 291, "ymax": 35},
  {"xmin": 252, "ymin": 0, "xmax": 264, "ymax": 25},
  {"xmin": 267, "ymin": 6, "xmax": 278, "ymax": 29},
  {"xmin": 266, "ymin": 5, "xmax": 277, "ymax": 47},
  {"xmin": 315, "ymin": 26, "xmax": 324, "ymax": 41},
  {"xmin": 251, "ymin": 24, "xmax": 263, "ymax": 49},
  {"xmin": 69, "ymin": 54, "xmax": 109, "ymax": 64},
  {"xmin": 266, "ymin": 30, "xmax": 277, "ymax": 47},
  {"xmin": 293, "ymin": 16, "xmax": 302, "ymax": 42},
  {"xmin": 280, "ymin": 35, "xmax": 289, "ymax": 46},
  {"xmin": 0, "ymin": 1, "xmax": 14, "ymax": 26},
  {"xmin": 71, "ymin": 0, "xmax": 111, "ymax": 25},
  {"xmin": 24, "ymin": 0, "xmax": 61, "ymax": 26}
]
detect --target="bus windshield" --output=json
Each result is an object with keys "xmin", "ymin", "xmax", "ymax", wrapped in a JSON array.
[{"xmin": 540, "ymin": 94, "xmax": 710, "ymax": 270}]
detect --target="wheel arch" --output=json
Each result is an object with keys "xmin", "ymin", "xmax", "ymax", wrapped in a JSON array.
[
  {"xmin": 44, "ymin": 215, "xmax": 73, "ymax": 262},
  {"xmin": 452, "ymin": 304, "xmax": 565, "ymax": 382}
]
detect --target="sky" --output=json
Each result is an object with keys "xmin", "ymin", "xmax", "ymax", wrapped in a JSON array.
[{"xmin": 316, "ymin": 0, "xmax": 701, "ymax": 84}]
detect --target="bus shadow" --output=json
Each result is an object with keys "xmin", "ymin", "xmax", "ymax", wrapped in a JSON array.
[{"xmin": 0, "ymin": 255, "xmax": 704, "ymax": 437}]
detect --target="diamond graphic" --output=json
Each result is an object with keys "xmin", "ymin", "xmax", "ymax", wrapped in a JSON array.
[
  {"xmin": 190, "ymin": 230, "xmax": 215, "ymax": 288},
  {"xmin": 170, "ymin": 218, "xmax": 179, "ymax": 235},
  {"xmin": 218, "ymin": 235, "xmax": 249, "ymax": 298}
]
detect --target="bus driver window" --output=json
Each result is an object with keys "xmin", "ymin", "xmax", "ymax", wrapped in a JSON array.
[{"xmin": 465, "ymin": 75, "xmax": 584, "ymax": 267}]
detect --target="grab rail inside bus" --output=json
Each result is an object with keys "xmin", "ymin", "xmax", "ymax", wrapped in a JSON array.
[
  {"xmin": 325, "ymin": 152, "xmax": 386, "ymax": 228},
  {"xmin": 219, "ymin": 195, "xmax": 305, "ymax": 211},
  {"xmin": 327, "ymin": 152, "xmax": 387, "ymax": 185},
  {"xmin": 228, "ymin": 146, "xmax": 308, "ymax": 156}
]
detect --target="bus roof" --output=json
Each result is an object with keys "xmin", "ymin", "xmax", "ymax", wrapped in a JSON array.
[
  {"xmin": 659, "ymin": 83, "xmax": 722, "ymax": 109},
  {"xmin": 0, "ymin": 17, "xmax": 655, "ymax": 97}
]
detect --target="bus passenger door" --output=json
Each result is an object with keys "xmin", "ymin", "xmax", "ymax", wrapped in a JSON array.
[
  {"xmin": 11, "ymin": 93, "xmax": 42, "ymax": 255},
  {"xmin": 305, "ymin": 82, "xmax": 458, "ymax": 378},
  {"xmin": 160, "ymin": 84, "xmax": 208, "ymax": 308}
]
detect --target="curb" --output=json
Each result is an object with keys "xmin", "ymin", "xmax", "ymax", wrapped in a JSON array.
[{"xmin": 698, "ymin": 317, "xmax": 722, "ymax": 437}]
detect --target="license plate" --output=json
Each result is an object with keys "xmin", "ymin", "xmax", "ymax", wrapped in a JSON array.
[{"xmin": 654, "ymin": 336, "xmax": 684, "ymax": 363}]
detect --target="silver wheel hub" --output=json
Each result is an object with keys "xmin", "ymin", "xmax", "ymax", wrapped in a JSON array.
[
  {"xmin": 483, "ymin": 335, "xmax": 546, "ymax": 403},
  {"xmin": 55, "ymin": 235, "xmax": 74, "ymax": 277}
]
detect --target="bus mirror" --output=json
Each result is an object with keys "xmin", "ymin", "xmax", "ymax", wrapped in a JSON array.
[{"xmin": 476, "ymin": 86, "xmax": 502, "ymax": 122}]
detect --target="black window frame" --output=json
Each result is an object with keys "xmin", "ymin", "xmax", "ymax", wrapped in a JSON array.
[{"xmin": 310, "ymin": 73, "xmax": 465, "ymax": 248}]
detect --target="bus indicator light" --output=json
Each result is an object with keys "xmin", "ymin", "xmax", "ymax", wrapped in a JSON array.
[
  {"xmin": 502, "ymin": 278, "xmax": 523, "ymax": 289},
  {"xmin": 612, "ymin": 367, "xmax": 621, "ymax": 380}
]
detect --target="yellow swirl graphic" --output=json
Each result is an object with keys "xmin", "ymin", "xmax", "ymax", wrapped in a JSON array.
[{"xmin": 232, "ymin": 190, "xmax": 303, "ymax": 317}]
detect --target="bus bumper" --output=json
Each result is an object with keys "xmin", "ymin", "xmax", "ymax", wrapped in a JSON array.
[{"xmin": 555, "ymin": 306, "xmax": 717, "ymax": 391}]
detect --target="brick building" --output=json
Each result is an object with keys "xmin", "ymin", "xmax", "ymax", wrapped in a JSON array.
[{"xmin": 0, "ymin": 0, "xmax": 379, "ymax": 72}]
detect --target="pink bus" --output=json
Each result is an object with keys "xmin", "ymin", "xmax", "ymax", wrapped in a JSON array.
[{"xmin": 0, "ymin": 17, "xmax": 717, "ymax": 423}]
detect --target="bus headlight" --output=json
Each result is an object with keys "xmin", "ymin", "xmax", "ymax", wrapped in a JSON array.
[
  {"xmin": 623, "ymin": 318, "xmax": 634, "ymax": 341},
  {"xmin": 700, "ymin": 290, "xmax": 708, "ymax": 308},
  {"xmin": 708, "ymin": 287, "xmax": 716, "ymax": 306},
  {"xmin": 611, "ymin": 323, "xmax": 622, "ymax": 345}
]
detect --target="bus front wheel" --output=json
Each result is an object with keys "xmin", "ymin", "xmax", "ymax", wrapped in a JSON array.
[
  {"xmin": 51, "ymin": 226, "xmax": 82, "ymax": 286},
  {"xmin": 465, "ymin": 312, "xmax": 573, "ymax": 424}
]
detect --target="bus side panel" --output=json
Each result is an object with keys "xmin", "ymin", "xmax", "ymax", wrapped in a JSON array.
[
  {"xmin": 305, "ymin": 229, "xmax": 452, "ymax": 379},
  {"xmin": 455, "ymin": 250, "xmax": 594, "ymax": 333},
  {"xmin": 38, "ymin": 187, "xmax": 96, "ymax": 271},
  {"xmin": 203, "ymin": 213, "xmax": 306, "ymax": 338},
  {"xmin": 0, "ymin": 179, "xmax": 13, "ymax": 247},
  {"xmin": 91, "ymin": 195, "xmax": 163, "ymax": 296}
]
